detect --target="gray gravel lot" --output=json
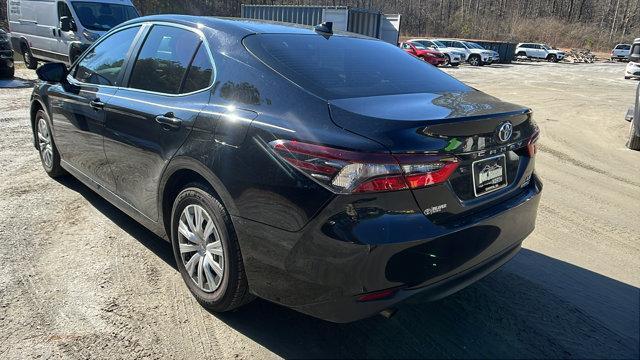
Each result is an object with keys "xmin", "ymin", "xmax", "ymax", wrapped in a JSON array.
[{"xmin": 0, "ymin": 62, "xmax": 638, "ymax": 359}]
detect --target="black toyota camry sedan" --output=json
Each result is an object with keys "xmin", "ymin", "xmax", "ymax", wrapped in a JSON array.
[{"xmin": 29, "ymin": 15, "xmax": 541, "ymax": 323}]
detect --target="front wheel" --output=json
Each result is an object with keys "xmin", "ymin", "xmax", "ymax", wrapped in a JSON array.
[
  {"xmin": 548, "ymin": 54, "xmax": 558, "ymax": 62},
  {"xmin": 443, "ymin": 54, "xmax": 451, "ymax": 66},
  {"xmin": 171, "ymin": 184, "xmax": 253, "ymax": 312},
  {"xmin": 468, "ymin": 55, "xmax": 481, "ymax": 66},
  {"xmin": 35, "ymin": 110, "xmax": 66, "ymax": 178}
]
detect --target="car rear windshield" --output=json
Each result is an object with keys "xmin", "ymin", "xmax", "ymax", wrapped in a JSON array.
[{"xmin": 244, "ymin": 34, "xmax": 469, "ymax": 100}]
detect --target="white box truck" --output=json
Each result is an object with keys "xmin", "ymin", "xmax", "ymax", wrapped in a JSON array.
[{"xmin": 7, "ymin": 0, "xmax": 139, "ymax": 68}]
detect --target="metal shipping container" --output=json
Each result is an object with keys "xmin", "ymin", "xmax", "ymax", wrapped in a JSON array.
[
  {"xmin": 469, "ymin": 40, "xmax": 517, "ymax": 64},
  {"xmin": 240, "ymin": 4, "xmax": 400, "ymax": 44}
]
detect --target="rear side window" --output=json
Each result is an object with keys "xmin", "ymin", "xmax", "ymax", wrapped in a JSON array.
[
  {"xmin": 182, "ymin": 44, "xmax": 214, "ymax": 93},
  {"xmin": 244, "ymin": 34, "xmax": 469, "ymax": 100},
  {"xmin": 74, "ymin": 26, "xmax": 140, "ymax": 86},
  {"xmin": 128, "ymin": 25, "xmax": 202, "ymax": 94}
]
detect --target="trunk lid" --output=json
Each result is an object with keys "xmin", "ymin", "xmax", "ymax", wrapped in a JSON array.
[{"xmin": 328, "ymin": 90, "xmax": 538, "ymax": 223}]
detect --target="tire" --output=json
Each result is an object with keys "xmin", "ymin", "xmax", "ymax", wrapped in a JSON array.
[
  {"xmin": 0, "ymin": 65, "xmax": 14, "ymax": 79},
  {"xmin": 625, "ymin": 76, "xmax": 632, "ymax": 80},
  {"xmin": 469, "ymin": 54, "xmax": 481, "ymax": 66},
  {"xmin": 548, "ymin": 54, "xmax": 558, "ymax": 62},
  {"xmin": 627, "ymin": 118, "xmax": 640, "ymax": 150},
  {"xmin": 35, "ymin": 109, "xmax": 66, "ymax": 178},
  {"xmin": 450, "ymin": 62, "xmax": 460, "ymax": 67},
  {"xmin": 21, "ymin": 43, "xmax": 38, "ymax": 70},
  {"xmin": 443, "ymin": 54, "xmax": 451, "ymax": 66},
  {"xmin": 516, "ymin": 51, "xmax": 527, "ymax": 59},
  {"xmin": 171, "ymin": 183, "xmax": 253, "ymax": 312}
]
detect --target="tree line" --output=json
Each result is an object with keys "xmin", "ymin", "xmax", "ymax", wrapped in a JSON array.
[{"xmin": 2, "ymin": 0, "xmax": 639, "ymax": 50}]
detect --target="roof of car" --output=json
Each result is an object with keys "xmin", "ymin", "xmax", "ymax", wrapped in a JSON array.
[{"xmin": 120, "ymin": 15, "xmax": 370, "ymax": 39}]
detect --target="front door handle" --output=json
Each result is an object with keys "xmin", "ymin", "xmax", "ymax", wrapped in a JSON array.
[
  {"xmin": 89, "ymin": 99, "xmax": 105, "ymax": 110},
  {"xmin": 155, "ymin": 112, "xmax": 182, "ymax": 129}
]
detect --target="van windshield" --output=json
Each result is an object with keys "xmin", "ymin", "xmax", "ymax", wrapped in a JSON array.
[
  {"xmin": 244, "ymin": 34, "xmax": 469, "ymax": 100},
  {"xmin": 72, "ymin": 2, "xmax": 139, "ymax": 31}
]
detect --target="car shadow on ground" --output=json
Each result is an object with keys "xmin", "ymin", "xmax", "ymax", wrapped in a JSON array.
[
  {"xmin": 0, "ymin": 77, "xmax": 35, "ymax": 89},
  {"xmin": 57, "ymin": 176, "xmax": 640, "ymax": 359}
]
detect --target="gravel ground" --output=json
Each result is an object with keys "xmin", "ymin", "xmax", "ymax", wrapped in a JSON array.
[{"xmin": 0, "ymin": 62, "xmax": 638, "ymax": 359}]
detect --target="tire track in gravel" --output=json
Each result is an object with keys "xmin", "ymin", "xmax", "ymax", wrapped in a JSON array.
[{"xmin": 538, "ymin": 144, "xmax": 640, "ymax": 188}]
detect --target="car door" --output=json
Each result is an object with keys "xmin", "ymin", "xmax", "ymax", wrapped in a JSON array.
[
  {"xmin": 103, "ymin": 24, "xmax": 213, "ymax": 220},
  {"xmin": 56, "ymin": 1, "xmax": 75, "ymax": 61},
  {"xmin": 49, "ymin": 25, "xmax": 142, "ymax": 191}
]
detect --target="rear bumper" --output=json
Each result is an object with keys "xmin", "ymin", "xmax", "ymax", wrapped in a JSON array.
[{"xmin": 233, "ymin": 175, "xmax": 542, "ymax": 322}]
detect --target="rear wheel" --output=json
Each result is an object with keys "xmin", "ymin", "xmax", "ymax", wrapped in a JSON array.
[
  {"xmin": 627, "ymin": 118, "xmax": 640, "ymax": 150},
  {"xmin": 450, "ymin": 62, "xmax": 460, "ymax": 67},
  {"xmin": 468, "ymin": 54, "xmax": 481, "ymax": 66},
  {"xmin": 171, "ymin": 184, "xmax": 253, "ymax": 312},
  {"xmin": 35, "ymin": 110, "xmax": 66, "ymax": 177},
  {"xmin": 0, "ymin": 64, "xmax": 14, "ymax": 79},
  {"xmin": 21, "ymin": 43, "xmax": 38, "ymax": 70}
]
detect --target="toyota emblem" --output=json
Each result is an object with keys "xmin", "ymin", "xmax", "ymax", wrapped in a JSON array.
[{"xmin": 497, "ymin": 122, "xmax": 513, "ymax": 143}]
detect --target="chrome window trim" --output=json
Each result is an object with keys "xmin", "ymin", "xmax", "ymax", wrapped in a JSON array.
[{"xmin": 70, "ymin": 21, "xmax": 217, "ymax": 98}]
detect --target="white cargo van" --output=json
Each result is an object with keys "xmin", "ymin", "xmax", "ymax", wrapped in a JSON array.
[{"xmin": 7, "ymin": 0, "xmax": 139, "ymax": 68}]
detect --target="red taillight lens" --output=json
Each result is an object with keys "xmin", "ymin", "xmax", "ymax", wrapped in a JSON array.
[
  {"xmin": 527, "ymin": 129, "xmax": 540, "ymax": 157},
  {"xmin": 357, "ymin": 288, "xmax": 398, "ymax": 302},
  {"xmin": 270, "ymin": 140, "xmax": 459, "ymax": 194}
]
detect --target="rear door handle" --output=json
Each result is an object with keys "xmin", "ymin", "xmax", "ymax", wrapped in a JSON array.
[
  {"xmin": 89, "ymin": 99, "xmax": 105, "ymax": 110},
  {"xmin": 155, "ymin": 112, "xmax": 182, "ymax": 129}
]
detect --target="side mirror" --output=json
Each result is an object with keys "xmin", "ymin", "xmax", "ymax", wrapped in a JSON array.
[
  {"xmin": 60, "ymin": 16, "xmax": 76, "ymax": 32},
  {"xmin": 36, "ymin": 62, "xmax": 68, "ymax": 83}
]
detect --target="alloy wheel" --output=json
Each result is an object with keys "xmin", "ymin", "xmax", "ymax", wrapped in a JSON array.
[
  {"xmin": 37, "ymin": 118, "xmax": 53, "ymax": 169},
  {"xmin": 470, "ymin": 56, "xmax": 480, "ymax": 66},
  {"xmin": 178, "ymin": 204, "xmax": 224, "ymax": 292}
]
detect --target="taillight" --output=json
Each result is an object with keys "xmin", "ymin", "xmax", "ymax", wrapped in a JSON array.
[
  {"xmin": 270, "ymin": 140, "xmax": 459, "ymax": 194},
  {"xmin": 527, "ymin": 129, "xmax": 540, "ymax": 157}
]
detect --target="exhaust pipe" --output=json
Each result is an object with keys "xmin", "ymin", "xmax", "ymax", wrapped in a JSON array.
[{"xmin": 379, "ymin": 308, "xmax": 397, "ymax": 319}]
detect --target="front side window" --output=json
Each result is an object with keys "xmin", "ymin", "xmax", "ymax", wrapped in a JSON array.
[
  {"xmin": 58, "ymin": 2, "xmax": 72, "ymax": 21},
  {"xmin": 128, "ymin": 25, "xmax": 202, "ymax": 94},
  {"xmin": 71, "ymin": 1, "xmax": 138, "ymax": 31},
  {"xmin": 244, "ymin": 34, "xmax": 469, "ymax": 100},
  {"xmin": 74, "ymin": 26, "xmax": 140, "ymax": 86},
  {"xmin": 454, "ymin": 41, "xmax": 467, "ymax": 49}
]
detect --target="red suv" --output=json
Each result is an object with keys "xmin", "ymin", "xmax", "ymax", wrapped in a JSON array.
[{"xmin": 400, "ymin": 41, "xmax": 447, "ymax": 66}]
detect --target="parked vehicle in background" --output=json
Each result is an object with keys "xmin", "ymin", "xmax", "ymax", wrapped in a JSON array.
[
  {"xmin": 611, "ymin": 43, "xmax": 631, "ymax": 61},
  {"xmin": 436, "ymin": 39, "xmax": 493, "ymax": 66},
  {"xmin": 30, "ymin": 15, "xmax": 542, "ymax": 323},
  {"xmin": 400, "ymin": 41, "xmax": 447, "ymax": 66},
  {"xmin": 465, "ymin": 41, "xmax": 501, "ymax": 64},
  {"xmin": 7, "ymin": 0, "xmax": 139, "ymax": 68},
  {"xmin": 624, "ymin": 83, "xmax": 640, "ymax": 150},
  {"xmin": 0, "ymin": 29, "xmax": 15, "ymax": 79},
  {"xmin": 625, "ymin": 38, "xmax": 640, "ymax": 79},
  {"xmin": 515, "ymin": 43, "xmax": 565, "ymax": 62},
  {"xmin": 406, "ymin": 38, "xmax": 463, "ymax": 66}
]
